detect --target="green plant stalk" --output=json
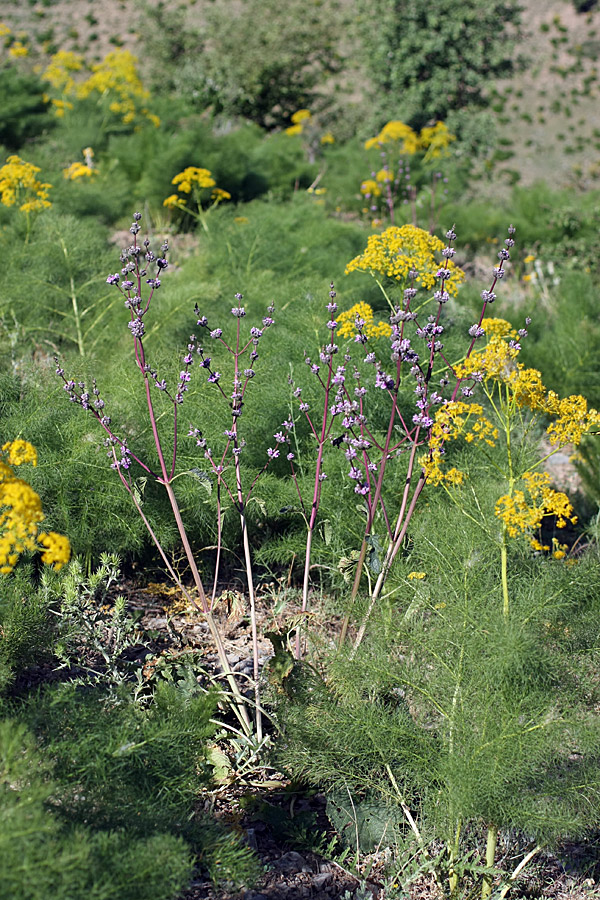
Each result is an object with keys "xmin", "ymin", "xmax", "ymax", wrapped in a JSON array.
[
  {"xmin": 60, "ymin": 238, "xmax": 85, "ymax": 357},
  {"xmin": 448, "ymin": 819, "xmax": 462, "ymax": 898},
  {"xmin": 500, "ymin": 387, "xmax": 515, "ymax": 621},
  {"xmin": 295, "ymin": 348, "xmax": 334, "ymax": 660},
  {"xmin": 352, "ymin": 467, "xmax": 425, "ymax": 654},
  {"xmin": 481, "ymin": 824, "xmax": 498, "ymax": 900}
]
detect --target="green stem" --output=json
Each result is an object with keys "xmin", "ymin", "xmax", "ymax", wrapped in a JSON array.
[
  {"xmin": 481, "ymin": 825, "xmax": 498, "ymax": 900},
  {"xmin": 61, "ymin": 239, "xmax": 85, "ymax": 357},
  {"xmin": 448, "ymin": 819, "xmax": 462, "ymax": 898},
  {"xmin": 501, "ymin": 528, "xmax": 510, "ymax": 620}
]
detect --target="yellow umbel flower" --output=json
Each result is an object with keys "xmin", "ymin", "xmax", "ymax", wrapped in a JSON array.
[
  {"xmin": 8, "ymin": 41, "xmax": 28, "ymax": 58},
  {"xmin": 0, "ymin": 155, "xmax": 52, "ymax": 212},
  {"xmin": 64, "ymin": 148, "xmax": 97, "ymax": 181},
  {"xmin": 172, "ymin": 167, "xmax": 216, "ymax": 192},
  {"xmin": 365, "ymin": 120, "xmax": 420, "ymax": 154},
  {"xmin": 211, "ymin": 187, "xmax": 231, "ymax": 203},
  {"xmin": 359, "ymin": 178, "xmax": 381, "ymax": 197},
  {"xmin": 291, "ymin": 109, "xmax": 311, "ymax": 125},
  {"xmin": 419, "ymin": 121, "xmax": 456, "ymax": 160},
  {"xmin": 163, "ymin": 194, "xmax": 186, "ymax": 209},
  {"xmin": 43, "ymin": 49, "xmax": 84, "ymax": 93},
  {"xmin": 346, "ymin": 224, "xmax": 465, "ymax": 296},
  {"xmin": 337, "ymin": 301, "xmax": 391, "ymax": 340},
  {"xmin": 0, "ymin": 441, "xmax": 70, "ymax": 573},
  {"xmin": 544, "ymin": 392, "xmax": 600, "ymax": 446},
  {"xmin": 495, "ymin": 471, "xmax": 577, "ymax": 540}
]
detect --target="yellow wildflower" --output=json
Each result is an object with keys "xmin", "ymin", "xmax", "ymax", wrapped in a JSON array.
[
  {"xmin": 172, "ymin": 167, "xmax": 215, "ymax": 191},
  {"xmin": 0, "ymin": 155, "xmax": 52, "ymax": 212},
  {"xmin": 419, "ymin": 121, "xmax": 456, "ymax": 159},
  {"xmin": 64, "ymin": 148, "xmax": 96, "ymax": 181},
  {"xmin": 481, "ymin": 317, "xmax": 518, "ymax": 340},
  {"xmin": 43, "ymin": 49, "xmax": 84, "ymax": 93},
  {"xmin": 291, "ymin": 109, "xmax": 311, "ymax": 124},
  {"xmin": 234, "ymin": 216, "xmax": 249, "ymax": 225},
  {"xmin": 285, "ymin": 124, "xmax": 303, "ymax": 136},
  {"xmin": 320, "ymin": 131, "xmax": 335, "ymax": 145},
  {"xmin": 38, "ymin": 532, "xmax": 71, "ymax": 569},
  {"xmin": 8, "ymin": 41, "xmax": 28, "ymax": 58},
  {"xmin": 51, "ymin": 98, "xmax": 74, "ymax": 117},
  {"xmin": 375, "ymin": 168, "xmax": 393, "ymax": 183},
  {"xmin": 408, "ymin": 571, "xmax": 426, "ymax": 580},
  {"xmin": 524, "ymin": 254, "xmax": 536, "ymax": 264},
  {"xmin": 552, "ymin": 538, "xmax": 568, "ymax": 560},
  {"xmin": 495, "ymin": 471, "xmax": 577, "ymax": 540},
  {"xmin": 365, "ymin": 121, "xmax": 421, "ymax": 154},
  {"xmin": 337, "ymin": 301, "xmax": 392, "ymax": 340},
  {"xmin": 360, "ymin": 178, "xmax": 381, "ymax": 197},
  {"xmin": 211, "ymin": 187, "xmax": 231, "ymax": 203},
  {"xmin": 544, "ymin": 393, "xmax": 600, "ymax": 446},
  {"xmin": 2, "ymin": 440, "xmax": 37, "ymax": 467},
  {"xmin": 346, "ymin": 224, "xmax": 465, "ymax": 296},
  {"xmin": 0, "ymin": 441, "xmax": 70, "ymax": 574},
  {"xmin": 163, "ymin": 194, "xmax": 186, "ymax": 209},
  {"xmin": 0, "ymin": 23, "xmax": 12, "ymax": 37}
]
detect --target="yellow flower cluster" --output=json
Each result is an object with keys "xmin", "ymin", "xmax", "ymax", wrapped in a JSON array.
[
  {"xmin": 455, "ymin": 319, "xmax": 600, "ymax": 447},
  {"xmin": 43, "ymin": 49, "xmax": 160, "ymax": 127},
  {"xmin": 336, "ymin": 302, "xmax": 392, "ymax": 340},
  {"xmin": 8, "ymin": 41, "xmax": 28, "ymax": 58},
  {"xmin": 42, "ymin": 49, "xmax": 84, "ymax": 93},
  {"xmin": 164, "ymin": 167, "xmax": 230, "ymax": 214},
  {"xmin": 545, "ymin": 392, "xmax": 600, "ymax": 446},
  {"xmin": 495, "ymin": 472, "xmax": 577, "ymax": 541},
  {"xmin": 0, "ymin": 441, "xmax": 70, "ymax": 574},
  {"xmin": 346, "ymin": 224, "xmax": 465, "ymax": 295},
  {"xmin": 360, "ymin": 178, "xmax": 381, "ymax": 197},
  {"xmin": 63, "ymin": 147, "xmax": 96, "ymax": 181},
  {"xmin": 285, "ymin": 108, "xmax": 312, "ymax": 135},
  {"xmin": 0, "ymin": 155, "xmax": 52, "ymax": 213},
  {"xmin": 365, "ymin": 120, "xmax": 421, "ymax": 153},
  {"xmin": 419, "ymin": 121, "xmax": 456, "ymax": 160},
  {"xmin": 364, "ymin": 120, "xmax": 455, "ymax": 159},
  {"xmin": 456, "ymin": 334, "xmax": 519, "ymax": 382},
  {"xmin": 419, "ymin": 400, "xmax": 495, "ymax": 485},
  {"xmin": 172, "ymin": 167, "xmax": 215, "ymax": 193}
]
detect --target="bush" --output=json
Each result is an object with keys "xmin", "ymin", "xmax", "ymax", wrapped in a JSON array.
[
  {"xmin": 357, "ymin": 0, "xmax": 524, "ymax": 131},
  {"xmin": 0, "ymin": 716, "xmax": 195, "ymax": 900},
  {"xmin": 0, "ymin": 67, "xmax": 54, "ymax": 151},
  {"xmin": 144, "ymin": 0, "xmax": 349, "ymax": 129}
]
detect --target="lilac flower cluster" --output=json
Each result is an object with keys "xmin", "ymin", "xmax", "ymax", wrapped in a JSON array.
[{"xmin": 105, "ymin": 213, "xmax": 169, "ymax": 348}]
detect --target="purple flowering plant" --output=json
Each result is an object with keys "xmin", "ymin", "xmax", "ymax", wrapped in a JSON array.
[
  {"xmin": 56, "ymin": 213, "xmax": 255, "ymax": 737},
  {"xmin": 54, "ymin": 209, "xmax": 518, "ymax": 742},
  {"xmin": 279, "ymin": 227, "xmax": 517, "ymax": 657}
]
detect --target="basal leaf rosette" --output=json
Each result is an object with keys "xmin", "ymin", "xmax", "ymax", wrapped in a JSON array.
[
  {"xmin": 0, "ymin": 440, "xmax": 70, "ymax": 574},
  {"xmin": 345, "ymin": 224, "xmax": 465, "ymax": 296}
]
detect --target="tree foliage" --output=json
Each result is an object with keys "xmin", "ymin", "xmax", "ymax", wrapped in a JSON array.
[{"xmin": 358, "ymin": 0, "xmax": 524, "ymax": 131}]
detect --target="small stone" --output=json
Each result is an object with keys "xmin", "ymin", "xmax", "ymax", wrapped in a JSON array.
[
  {"xmin": 273, "ymin": 850, "xmax": 312, "ymax": 873},
  {"xmin": 313, "ymin": 872, "xmax": 333, "ymax": 889}
]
